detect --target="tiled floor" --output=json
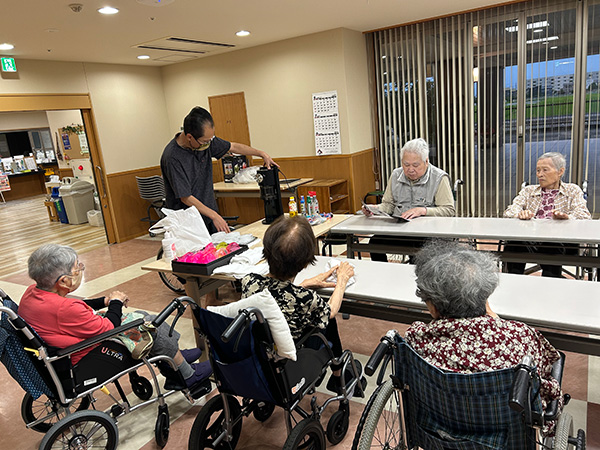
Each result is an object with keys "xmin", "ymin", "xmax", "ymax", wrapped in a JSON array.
[{"xmin": 0, "ymin": 238, "xmax": 598, "ymax": 449}]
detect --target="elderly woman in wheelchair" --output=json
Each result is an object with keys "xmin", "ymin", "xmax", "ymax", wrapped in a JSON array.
[
  {"xmin": 355, "ymin": 240, "xmax": 585, "ymax": 450},
  {"xmin": 0, "ymin": 244, "xmax": 212, "ymax": 449},
  {"xmin": 182, "ymin": 215, "xmax": 366, "ymax": 449}
]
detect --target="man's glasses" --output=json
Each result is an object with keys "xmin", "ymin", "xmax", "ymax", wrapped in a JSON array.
[{"xmin": 194, "ymin": 135, "xmax": 214, "ymax": 146}]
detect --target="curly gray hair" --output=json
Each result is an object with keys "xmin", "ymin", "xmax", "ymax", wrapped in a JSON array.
[
  {"xmin": 414, "ymin": 240, "xmax": 499, "ymax": 318},
  {"xmin": 400, "ymin": 138, "xmax": 429, "ymax": 162},
  {"xmin": 28, "ymin": 244, "xmax": 78, "ymax": 290}
]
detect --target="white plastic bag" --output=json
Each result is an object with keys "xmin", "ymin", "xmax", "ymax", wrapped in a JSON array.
[
  {"xmin": 149, "ymin": 207, "xmax": 211, "ymax": 257},
  {"xmin": 232, "ymin": 166, "xmax": 260, "ymax": 184}
]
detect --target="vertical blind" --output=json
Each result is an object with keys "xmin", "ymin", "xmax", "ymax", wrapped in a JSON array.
[{"xmin": 370, "ymin": 0, "xmax": 599, "ymax": 217}]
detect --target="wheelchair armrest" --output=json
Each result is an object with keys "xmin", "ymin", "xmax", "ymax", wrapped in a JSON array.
[
  {"xmin": 544, "ymin": 351, "xmax": 566, "ymax": 422},
  {"xmin": 54, "ymin": 318, "xmax": 144, "ymax": 357}
]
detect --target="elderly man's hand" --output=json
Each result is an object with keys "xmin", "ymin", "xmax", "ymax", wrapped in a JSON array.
[
  {"xmin": 401, "ymin": 207, "xmax": 427, "ymax": 219},
  {"xmin": 361, "ymin": 205, "xmax": 374, "ymax": 217},
  {"xmin": 552, "ymin": 210, "xmax": 569, "ymax": 220},
  {"xmin": 261, "ymin": 152, "xmax": 279, "ymax": 169},
  {"xmin": 517, "ymin": 210, "xmax": 534, "ymax": 220}
]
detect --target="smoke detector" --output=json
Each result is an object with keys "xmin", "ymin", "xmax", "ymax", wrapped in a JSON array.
[
  {"xmin": 137, "ymin": 0, "xmax": 175, "ymax": 6},
  {"xmin": 69, "ymin": 3, "xmax": 83, "ymax": 13}
]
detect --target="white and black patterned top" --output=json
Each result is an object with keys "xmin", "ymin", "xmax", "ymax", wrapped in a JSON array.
[{"xmin": 241, "ymin": 273, "xmax": 331, "ymax": 341}]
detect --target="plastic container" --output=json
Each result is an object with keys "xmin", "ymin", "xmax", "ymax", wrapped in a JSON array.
[
  {"xmin": 288, "ymin": 196, "xmax": 298, "ymax": 217},
  {"xmin": 300, "ymin": 196, "xmax": 306, "ymax": 216},
  {"xmin": 51, "ymin": 187, "xmax": 69, "ymax": 224},
  {"xmin": 87, "ymin": 210, "xmax": 103, "ymax": 227},
  {"xmin": 59, "ymin": 180, "xmax": 95, "ymax": 224}
]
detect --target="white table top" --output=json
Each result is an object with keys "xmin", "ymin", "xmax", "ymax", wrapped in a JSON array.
[
  {"xmin": 295, "ymin": 256, "xmax": 600, "ymax": 336},
  {"xmin": 330, "ymin": 215, "xmax": 600, "ymax": 244}
]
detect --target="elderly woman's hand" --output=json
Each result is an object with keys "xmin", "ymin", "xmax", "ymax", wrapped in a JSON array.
[
  {"xmin": 335, "ymin": 261, "xmax": 355, "ymax": 286},
  {"xmin": 552, "ymin": 210, "xmax": 569, "ymax": 220},
  {"xmin": 517, "ymin": 210, "xmax": 534, "ymax": 220},
  {"xmin": 105, "ymin": 291, "xmax": 129, "ymax": 307},
  {"xmin": 299, "ymin": 268, "xmax": 337, "ymax": 290}
]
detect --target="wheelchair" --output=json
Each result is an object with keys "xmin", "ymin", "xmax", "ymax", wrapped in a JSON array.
[
  {"xmin": 175, "ymin": 297, "xmax": 367, "ymax": 449},
  {"xmin": 353, "ymin": 330, "xmax": 586, "ymax": 450},
  {"xmin": 0, "ymin": 289, "xmax": 211, "ymax": 450}
]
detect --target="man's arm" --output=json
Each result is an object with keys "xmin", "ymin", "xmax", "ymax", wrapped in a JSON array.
[
  {"xmin": 181, "ymin": 195, "xmax": 230, "ymax": 233},
  {"xmin": 425, "ymin": 176, "xmax": 456, "ymax": 217},
  {"xmin": 229, "ymin": 142, "xmax": 278, "ymax": 168}
]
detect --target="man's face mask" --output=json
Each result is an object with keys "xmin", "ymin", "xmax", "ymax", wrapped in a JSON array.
[{"xmin": 191, "ymin": 134, "xmax": 214, "ymax": 151}]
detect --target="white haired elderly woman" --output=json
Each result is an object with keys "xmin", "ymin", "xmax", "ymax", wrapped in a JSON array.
[
  {"xmin": 503, "ymin": 152, "xmax": 591, "ymax": 277},
  {"xmin": 405, "ymin": 240, "xmax": 561, "ymax": 419},
  {"xmin": 363, "ymin": 138, "xmax": 455, "ymax": 262},
  {"xmin": 18, "ymin": 244, "xmax": 210, "ymax": 390}
]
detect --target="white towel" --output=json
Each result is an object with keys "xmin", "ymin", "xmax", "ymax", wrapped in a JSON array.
[
  {"xmin": 211, "ymin": 231, "xmax": 257, "ymax": 246},
  {"xmin": 230, "ymin": 247, "xmax": 264, "ymax": 265},
  {"xmin": 325, "ymin": 259, "xmax": 356, "ymax": 287}
]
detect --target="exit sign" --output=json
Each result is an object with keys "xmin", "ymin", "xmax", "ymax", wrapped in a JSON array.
[{"xmin": 1, "ymin": 57, "xmax": 17, "ymax": 72}]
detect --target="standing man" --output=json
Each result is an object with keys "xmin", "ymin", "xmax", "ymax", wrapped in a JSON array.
[{"xmin": 161, "ymin": 106, "xmax": 277, "ymax": 233}]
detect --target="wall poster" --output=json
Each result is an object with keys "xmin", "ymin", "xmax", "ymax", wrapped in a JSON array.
[{"xmin": 312, "ymin": 90, "xmax": 341, "ymax": 156}]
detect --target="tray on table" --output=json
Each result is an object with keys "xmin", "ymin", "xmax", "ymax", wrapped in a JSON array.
[{"xmin": 171, "ymin": 245, "xmax": 248, "ymax": 276}]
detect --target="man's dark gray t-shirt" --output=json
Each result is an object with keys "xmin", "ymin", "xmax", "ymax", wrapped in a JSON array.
[{"xmin": 160, "ymin": 133, "xmax": 230, "ymax": 225}]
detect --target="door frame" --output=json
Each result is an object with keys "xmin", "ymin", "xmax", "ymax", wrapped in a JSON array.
[{"xmin": 0, "ymin": 94, "xmax": 116, "ymax": 243}]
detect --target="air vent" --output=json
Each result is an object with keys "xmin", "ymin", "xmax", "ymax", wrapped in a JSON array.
[{"xmin": 133, "ymin": 36, "xmax": 235, "ymax": 55}]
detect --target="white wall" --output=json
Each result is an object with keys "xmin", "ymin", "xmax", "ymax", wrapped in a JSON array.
[
  {"xmin": 161, "ymin": 28, "xmax": 373, "ymax": 157},
  {"xmin": 0, "ymin": 111, "xmax": 49, "ymax": 131},
  {"xmin": 0, "ymin": 60, "xmax": 171, "ymax": 174}
]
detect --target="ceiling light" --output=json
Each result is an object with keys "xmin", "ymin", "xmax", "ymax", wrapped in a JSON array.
[
  {"xmin": 382, "ymin": 55, "xmax": 387, "ymax": 59},
  {"xmin": 506, "ymin": 20, "xmax": 549, "ymax": 33},
  {"xmin": 236, "ymin": 30, "xmax": 250, "ymax": 37},
  {"xmin": 0, "ymin": 43, "xmax": 14, "ymax": 50},
  {"xmin": 550, "ymin": 46, "xmax": 558, "ymax": 50},
  {"xmin": 526, "ymin": 36, "xmax": 559, "ymax": 45},
  {"xmin": 533, "ymin": 29, "xmax": 544, "ymax": 33},
  {"xmin": 137, "ymin": 55, "xmax": 150, "ymax": 60},
  {"xmin": 98, "ymin": 6, "xmax": 119, "ymax": 14}
]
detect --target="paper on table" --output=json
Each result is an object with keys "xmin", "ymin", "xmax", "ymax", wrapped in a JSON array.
[{"xmin": 362, "ymin": 203, "xmax": 392, "ymax": 218}]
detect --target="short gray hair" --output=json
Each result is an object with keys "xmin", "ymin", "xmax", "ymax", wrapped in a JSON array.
[
  {"xmin": 414, "ymin": 240, "xmax": 499, "ymax": 318},
  {"xmin": 538, "ymin": 152, "xmax": 566, "ymax": 171},
  {"xmin": 400, "ymin": 138, "xmax": 429, "ymax": 162},
  {"xmin": 28, "ymin": 244, "xmax": 78, "ymax": 290}
]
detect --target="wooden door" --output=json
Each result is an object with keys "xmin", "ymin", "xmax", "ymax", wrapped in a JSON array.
[{"xmin": 208, "ymin": 92, "xmax": 251, "ymax": 146}]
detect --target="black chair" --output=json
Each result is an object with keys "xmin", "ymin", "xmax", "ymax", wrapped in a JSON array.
[{"xmin": 136, "ymin": 175, "xmax": 166, "ymax": 231}]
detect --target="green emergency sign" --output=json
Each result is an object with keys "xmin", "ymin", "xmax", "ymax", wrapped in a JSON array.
[{"xmin": 1, "ymin": 57, "xmax": 17, "ymax": 72}]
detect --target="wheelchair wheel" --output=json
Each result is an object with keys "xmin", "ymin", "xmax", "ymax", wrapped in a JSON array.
[
  {"xmin": 157, "ymin": 248, "xmax": 186, "ymax": 294},
  {"xmin": 39, "ymin": 410, "xmax": 118, "ymax": 450},
  {"xmin": 326, "ymin": 402, "xmax": 350, "ymax": 445},
  {"xmin": 282, "ymin": 417, "xmax": 326, "ymax": 450},
  {"xmin": 155, "ymin": 404, "xmax": 170, "ymax": 448},
  {"xmin": 253, "ymin": 401, "xmax": 275, "ymax": 422},
  {"xmin": 188, "ymin": 395, "xmax": 242, "ymax": 450},
  {"xmin": 555, "ymin": 411, "xmax": 574, "ymax": 450},
  {"xmin": 358, "ymin": 380, "xmax": 405, "ymax": 450},
  {"xmin": 131, "ymin": 375, "xmax": 153, "ymax": 401},
  {"xmin": 351, "ymin": 382, "xmax": 385, "ymax": 450},
  {"xmin": 21, "ymin": 392, "xmax": 91, "ymax": 433}
]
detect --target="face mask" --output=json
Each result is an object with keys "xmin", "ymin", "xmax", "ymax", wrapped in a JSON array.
[{"xmin": 196, "ymin": 143, "xmax": 210, "ymax": 151}]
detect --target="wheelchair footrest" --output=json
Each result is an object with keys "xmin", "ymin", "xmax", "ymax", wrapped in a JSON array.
[{"xmin": 189, "ymin": 378, "xmax": 212, "ymax": 400}]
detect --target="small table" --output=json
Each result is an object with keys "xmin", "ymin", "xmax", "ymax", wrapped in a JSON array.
[{"xmin": 213, "ymin": 178, "xmax": 313, "ymax": 199}]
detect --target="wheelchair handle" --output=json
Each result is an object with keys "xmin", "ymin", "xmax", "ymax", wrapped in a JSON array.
[
  {"xmin": 365, "ymin": 330, "xmax": 397, "ymax": 376},
  {"xmin": 509, "ymin": 355, "xmax": 534, "ymax": 414},
  {"xmin": 221, "ymin": 310, "xmax": 250, "ymax": 343},
  {"xmin": 151, "ymin": 296, "xmax": 194, "ymax": 328}
]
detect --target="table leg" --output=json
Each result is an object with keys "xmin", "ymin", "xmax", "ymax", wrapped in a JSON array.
[{"xmin": 346, "ymin": 234, "xmax": 355, "ymax": 259}]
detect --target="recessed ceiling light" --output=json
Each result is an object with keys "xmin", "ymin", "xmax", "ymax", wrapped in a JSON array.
[
  {"xmin": 550, "ymin": 46, "xmax": 558, "ymax": 49},
  {"xmin": 98, "ymin": 6, "xmax": 119, "ymax": 14},
  {"xmin": 137, "ymin": 55, "xmax": 150, "ymax": 60},
  {"xmin": 0, "ymin": 43, "xmax": 14, "ymax": 50},
  {"xmin": 236, "ymin": 30, "xmax": 250, "ymax": 37},
  {"xmin": 533, "ymin": 29, "xmax": 544, "ymax": 33}
]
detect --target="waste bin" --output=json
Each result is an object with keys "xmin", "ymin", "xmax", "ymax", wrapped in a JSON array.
[{"xmin": 59, "ymin": 180, "xmax": 95, "ymax": 224}]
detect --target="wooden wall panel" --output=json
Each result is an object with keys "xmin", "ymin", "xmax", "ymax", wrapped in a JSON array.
[
  {"xmin": 349, "ymin": 149, "xmax": 377, "ymax": 212},
  {"xmin": 106, "ymin": 166, "xmax": 162, "ymax": 242},
  {"xmin": 107, "ymin": 149, "xmax": 377, "ymax": 242}
]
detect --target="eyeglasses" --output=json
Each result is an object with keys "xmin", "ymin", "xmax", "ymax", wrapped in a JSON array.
[
  {"xmin": 195, "ymin": 135, "xmax": 214, "ymax": 146},
  {"xmin": 54, "ymin": 261, "xmax": 85, "ymax": 284},
  {"xmin": 415, "ymin": 287, "xmax": 426, "ymax": 301}
]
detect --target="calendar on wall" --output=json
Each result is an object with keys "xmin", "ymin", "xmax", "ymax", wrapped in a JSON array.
[{"xmin": 312, "ymin": 90, "xmax": 341, "ymax": 156}]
